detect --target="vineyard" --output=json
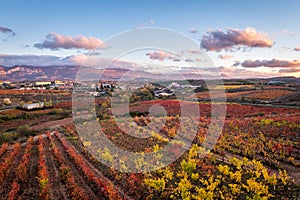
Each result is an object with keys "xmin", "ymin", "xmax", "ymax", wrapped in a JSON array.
[
  {"xmin": 0, "ymin": 101, "xmax": 299, "ymax": 199},
  {"xmin": 195, "ymin": 90, "xmax": 292, "ymax": 100},
  {"xmin": 0, "ymin": 132, "xmax": 130, "ymax": 200}
]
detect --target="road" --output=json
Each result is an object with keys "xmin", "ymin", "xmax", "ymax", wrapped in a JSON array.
[{"xmin": 31, "ymin": 117, "xmax": 73, "ymax": 131}]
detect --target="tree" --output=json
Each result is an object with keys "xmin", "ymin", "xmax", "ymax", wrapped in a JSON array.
[{"xmin": 16, "ymin": 124, "xmax": 33, "ymax": 137}]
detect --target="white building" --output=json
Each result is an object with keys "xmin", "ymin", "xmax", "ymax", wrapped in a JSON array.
[
  {"xmin": 168, "ymin": 82, "xmax": 181, "ymax": 88},
  {"xmin": 22, "ymin": 102, "xmax": 44, "ymax": 110}
]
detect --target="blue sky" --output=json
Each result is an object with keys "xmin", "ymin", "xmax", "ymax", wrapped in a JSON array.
[{"xmin": 0, "ymin": 0, "xmax": 300, "ymax": 78}]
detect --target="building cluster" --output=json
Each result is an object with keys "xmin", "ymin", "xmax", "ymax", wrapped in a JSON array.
[
  {"xmin": 80, "ymin": 81, "xmax": 116, "ymax": 97},
  {"xmin": 0, "ymin": 80, "xmax": 74, "ymax": 90},
  {"xmin": 267, "ymin": 80, "xmax": 287, "ymax": 86}
]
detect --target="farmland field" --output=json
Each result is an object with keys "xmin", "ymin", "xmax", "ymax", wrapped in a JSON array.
[
  {"xmin": 195, "ymin": 90, "xmax": 293, "ymax": 100},
  {"xmin": 1, "ymin": 101, "xmax": 300, "ymax": 199},
  {"xmin": 2, "ymin": 1, "xmax": 300, "ymax": 199}
]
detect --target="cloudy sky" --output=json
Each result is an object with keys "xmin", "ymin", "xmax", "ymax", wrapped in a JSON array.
[{"xmin": 0, "ymin": 0, "xmax": 300, "ymax": 78}]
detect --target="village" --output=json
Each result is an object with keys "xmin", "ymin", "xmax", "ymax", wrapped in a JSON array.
[{"xmin": 0, "ymin": 77, "xmax": 298, "ymax": 110}]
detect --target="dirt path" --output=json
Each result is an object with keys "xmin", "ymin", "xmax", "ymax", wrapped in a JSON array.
[
  {"xmin": 51, "ymin": 134, "xmax": 102, "ymax": 200},
  {"xmin": 58, "ymin": 132, "xmax": 134, "ymax": 200},
  {"xmin": 21, "ymin": 144, "xmax": 39, "ymax": 200},
  {"xmin": 31, "ymin": 117, "xmax": 73, "ymax": 131},
  {"xmin": 43, "ymin": 136, "xmax": 69, "ymax": 200}
]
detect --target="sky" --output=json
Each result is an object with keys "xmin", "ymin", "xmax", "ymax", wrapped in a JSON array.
[{"xmin": 0, "ymin": 0, "xmax": 300, "ymax": 78}]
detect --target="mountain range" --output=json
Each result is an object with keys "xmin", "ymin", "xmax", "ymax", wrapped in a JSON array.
[
  {"xmin": 0, "ymin": 65, "xmax": 225, "ymax": 82},
  {"xmin": 0, "ymin": 65, "xmax": 299, "ymax": 83},
  {"xmin": 0, "ymin": 65, "xmax": 162, "ymax": 81}
]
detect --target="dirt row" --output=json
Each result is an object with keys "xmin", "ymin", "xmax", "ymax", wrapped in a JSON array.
[{"xmin": 0, "ymin": 132, "xmax": 133, "ymax": 200}]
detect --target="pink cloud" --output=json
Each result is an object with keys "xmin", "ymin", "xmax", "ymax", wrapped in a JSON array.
[
  {"xmin": 135, "ymin": 19, "xmax": 156, "ymax": 29},
  {"xmin": 180, "ymin": 66, "xmax": 277, "ymax": 79},
  {"xmin": 146, "ymin": 51, "xmax": 169, "ymax": 61},
  {"xmin": 201, "ymin": 27, "xmax": 273, "ymax": 51},
  {"xmin": 189, "ymin": 27, "xmax": 198, "ymax": 34},
  {"xmin": 218, "ymin": 54, "xmax": 233, "ymax": 60},
  {"xmin": 0, "ymin": 53, "xmax": 139, "ymax": 69},
  {"xmin": 294, "ymin": 47, "xmax": 300, "ymax": 51},
  {"xmin": 279, "ymin": 29, "xmax": 295, "ymax": 37},
  {"xmin": 218, "ymin": 66, "xmax": 278, "ymax": 78},
  {"xmin": 64, "ymin": 54, "xmax": 140, "ymax": 69},
  {"xmin": 279, "ymin": 68, "xmax": 300, "ymax": 73},
  {"xmin": 188, "ymin": 50, "xmax": 202, "ymax": 54},
  {"xmin": 241, "ymin": 59, "xmax": 300, "ymax": 68},
  {"xmin": 64, "ymin": 54, "xmax": 88, "ymax": 65},
  {"xmin": 34, "ymin": 33, "xmax": 106, "ymax": 50},
  {"xmin": 145, "ymin": 51, "xmax": 179, "ymax": 61},
  {"xmin": 0, "ymin": 54, "xmax": 68, "ymax": 66}
]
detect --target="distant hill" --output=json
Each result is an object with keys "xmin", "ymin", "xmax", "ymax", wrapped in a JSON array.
[
  {"xmin": 244, "ymin": 76, "xmax": 300, "ymax": 84},
  {"xmin": 0, "ymin": 65, "xmax": 299, "ymax": 83},
  {"xmin": 0, "ymin": 65, "xmax": 232, "ymax": 82},
  {"xmin": 0, "ymin": 65, "xmax": 79, "ymax": 81},
  {"xmin": 0, "ymin": 65, "xmax": 165, "ymax": 81}
]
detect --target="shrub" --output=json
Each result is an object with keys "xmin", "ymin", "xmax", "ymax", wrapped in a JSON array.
[
  {"xmin": 16, "ymin": 124, "xmax": 34, "ymax": 137},
  {"xmin": 241, "ymin": 96, "xmax": 246, "ymax": 102},
  {"xmin": 0, "ymin": 132, "xmax": 15, "ymax": 144},
  {"xmin": 3, "ymin": 98, "xmax": 12, "ymax": 105}
]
